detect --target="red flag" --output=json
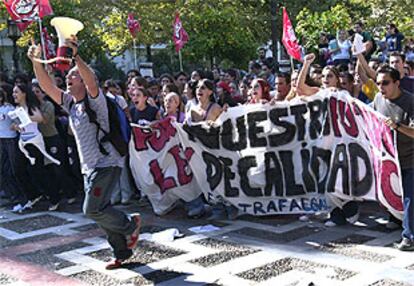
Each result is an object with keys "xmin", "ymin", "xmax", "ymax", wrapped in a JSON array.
[
  {"xmin": 282, "ymin": 7, "xmax": 302, "ymax": 61},
  {"xmin": 127, "ymin": 13, "xmax": 141, "ymax": 38},
  {"xmin": 3, "ymin": 0, "xmax": 53, "ymax": 32},
  {"xmin": 172, "ymin": 12, "xmax": 189, "ymax": 53}
]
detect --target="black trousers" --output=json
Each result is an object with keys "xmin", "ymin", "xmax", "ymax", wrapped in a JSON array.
[{"xmin": 15, "ymin": 139, "xmax": 61, "ymax": 205}]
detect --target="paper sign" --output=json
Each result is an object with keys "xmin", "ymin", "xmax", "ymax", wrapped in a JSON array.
[
  {"xmin": 8, "ymin": 107, "xmax": 32, "ymax": 127},
  {"xmin": 353, "ymin": 33, "xmax": 366, "ymax": 55}
]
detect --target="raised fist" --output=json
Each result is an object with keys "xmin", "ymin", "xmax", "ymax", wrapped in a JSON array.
[
  {"xmin": 27, "ymin": 42, "xmax": 41, "ymax": 61},
  {"xmin": 304, "ymin": 53, "xmax": 316, "ymax": 63}
]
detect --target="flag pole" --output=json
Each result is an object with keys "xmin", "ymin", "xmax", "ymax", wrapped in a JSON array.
[
  {"xmin": 290, "ymin": 56, "xmax": 295, "ymax": 71},
  {"xmin": 37, "ymin": 18, "xmax": 47, "ymax": 61},
  {"xmin": 133, "ymin": 38, "xmax": 138, "ymax": 69},
  {"xmin": 178, "ymin": 50, "xmax": 183, "ymax": 71}
]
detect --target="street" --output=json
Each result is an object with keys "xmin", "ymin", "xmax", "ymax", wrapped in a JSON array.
[{"xmin": 0, "ymin": 198, "xmax": 413, "ymax": 286}]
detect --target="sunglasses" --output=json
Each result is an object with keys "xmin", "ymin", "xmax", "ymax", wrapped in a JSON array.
[{"xmin": 376, "ymin": 80, "xmax": 391, "ymax": 86}]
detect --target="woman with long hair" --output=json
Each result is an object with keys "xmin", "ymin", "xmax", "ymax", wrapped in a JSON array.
[
  {"xmin": 247, "ymin": 78, "xmax": 272, "ymax": 104},
  {"xmin": 297, "ymin": 53, "xmax": 342, "ymax": 96},
  {"xmin": 297, "ymin": 54, "xmax": 360, "ymax": 227},
  {"xmin": 185, "ymin": 79, "xmax": 222, "ymax": 218},
  {"xmin": 190, "ymin": 79, "xmax": 222, "ymax": 122},
  {"xmin": 11, "ymin": 83, "xmax": 61, "ymax": 212}
]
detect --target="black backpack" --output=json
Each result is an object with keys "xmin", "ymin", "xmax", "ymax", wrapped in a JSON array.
[{"xmin": 82, "ymin": 95, "xmax": 131, "ymax": 157}]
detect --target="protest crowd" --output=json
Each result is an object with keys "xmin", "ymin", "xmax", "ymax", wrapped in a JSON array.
[{"xmin": 0, "ymin": 5, "xmax": 413, "ymax": 269}]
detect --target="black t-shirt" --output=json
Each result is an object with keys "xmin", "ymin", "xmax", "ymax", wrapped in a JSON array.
[
  {"xmin": 400, "ymin": 76, "xmax": 414, "ymax": 94},
  {"xmin": 390, "ymin": 90, "xmax": 414, "ymax": 169},
  {"xmin": 130, "ymin": 105, "xmax": 159, "ymax": 125},
  {"xmin": 374, "ymin": 90, "xmax": 414, "ymax": 169}
]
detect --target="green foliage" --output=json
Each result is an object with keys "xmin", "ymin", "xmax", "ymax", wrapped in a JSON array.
[
  {"xmin": 2, "ymin": 0, "xmax": 413, "ymax": 75},
  {"xmin": 351, "ymin": 0, "xmax": 414, "ymax": 39},
  {"xmin": 296, "ymin": 0, "xmax": 414, "ymax": 55},
  {"xmin": 296, "ymin": 4, "xmax": 352, "ymax": 52},
  {"xmin": 179, "ymin": 1, "xmax": 266, "ymax": 69},
  {"xmin": 96, "ymin": 0, "xmax": 269, "ymax": 69}
]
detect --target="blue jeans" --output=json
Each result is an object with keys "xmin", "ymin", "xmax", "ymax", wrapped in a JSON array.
[
  {"xmin": 83, "ymin": 167, "xmax": 137, "ymax": 259},
  {"xmin": 402, "ymin": 168, "xmax": 414, "ymax": 240}
]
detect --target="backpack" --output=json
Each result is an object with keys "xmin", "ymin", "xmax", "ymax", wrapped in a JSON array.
[{"xmin": 83, "ymin": 94, "xmax": 131, "ymax": 157}]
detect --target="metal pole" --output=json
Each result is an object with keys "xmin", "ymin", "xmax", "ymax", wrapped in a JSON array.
[
  {"xmin": 270, "ymin": 0, "xmax": 279, "ymax": 73},
  {"xmin": 133, "ymin": 39, "xmax": 138, "ymax": 70},
  {"xmin": 290, "ymin": 56, "xmax": 295, "ymax": 71},
  {"xmin": 12, "ymin": 40, "xmax": 18, "ymax": 72},
  {"xmin": 179, "ymin": 50, "xmax": 183, "ymax": 71},
  {"xmin": 38, "ymin": 18, "xmax": 47, "ymax": 61}
]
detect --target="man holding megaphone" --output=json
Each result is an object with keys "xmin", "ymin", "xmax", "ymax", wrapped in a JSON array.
[{"xmin": 28, "ymin": 31, "xmax": 141, "ymax": 270}]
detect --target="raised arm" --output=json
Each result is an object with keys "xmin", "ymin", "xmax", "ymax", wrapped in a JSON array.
[
  {"xmin": 66, "ymin": 36, "xmax": 99, "ymax": 98},
  {"xmin": 28, "ymin": 43, "xmax": 63, "ymax": 104},
  {"xmin": 355, "ymin": 51, "xmax": 376, "ymax": 80},
  {"xmin": 297, "ymin": 54, "xmax": 320, "ymax": 96},
  {"xmin": 356, "ymin": 60, "xmax": 369, "ymax": 84}
]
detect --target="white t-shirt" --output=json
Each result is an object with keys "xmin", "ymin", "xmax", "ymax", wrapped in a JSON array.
[
  {"xmin": 11, "ymin": 106, "xmax": 41, "ymax": 141},
  {"xmin": 331, "ymin": 39, "xmax": 352, "ymax": 61},
  {"xmin": 0, "ymin": 104, "xmax": 17, "ymax": 138},
  {"xmin": 184, "ymin": 98, "xmax": 197, "ymax": 122}
]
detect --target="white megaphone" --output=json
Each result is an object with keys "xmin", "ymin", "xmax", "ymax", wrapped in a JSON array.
[{"xmin": 50, "ymin": 17, "xmax": 84, "ymax": 72}]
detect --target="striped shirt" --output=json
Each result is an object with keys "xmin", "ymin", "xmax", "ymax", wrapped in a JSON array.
[{"xmin": 61, "ymin": 90, "xmax": 123, "ymax": 174}]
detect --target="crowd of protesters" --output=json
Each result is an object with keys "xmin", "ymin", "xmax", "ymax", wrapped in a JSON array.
[{"xmin": 0, "ymin": 20, "xmax": 413, "ymax": 256}]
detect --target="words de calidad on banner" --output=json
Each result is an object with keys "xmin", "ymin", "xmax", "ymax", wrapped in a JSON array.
[{"xmin": 129, "ymin": 90, "xmax": 403, "ymax": 219}]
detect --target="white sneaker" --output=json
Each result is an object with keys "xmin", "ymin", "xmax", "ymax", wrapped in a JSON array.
[
  {"xmin": 12, "ymin": 201, "xmax": 33, "ymax": 213},
  {"xmin": 324, "ymin": 220, "xmax": 337, "ymax": 227},
  {"xmin": 22, "ymin": 200, "xmax": 34, "ymax": 211},
  {"xmin": 67, "ymin": 197, "xmax": 76, "ymax": 205},
  {"xmin": 48, "ymin": 202, "xmax": 60, "ymax": 211},
  {"xmin": 12, "ymin": 203, "xmax": 24, "ymax": 213},
  {"xmin": 31, "ymin": 195, "xmax": 43, "ymax": 206},
  {"xmin": 346, "ymin": 212, "xmax": 359, "ymax": 224}
]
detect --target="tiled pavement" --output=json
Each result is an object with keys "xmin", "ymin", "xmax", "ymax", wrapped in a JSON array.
[{"xmin": 0, "ymin": 199, "xmax": 413, "ymax": 286}]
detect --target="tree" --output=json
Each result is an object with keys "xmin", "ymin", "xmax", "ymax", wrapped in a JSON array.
[
  {"xmin": 96, "ymin": 0, "xmax": 270, "ymax": 69},
  {"xmin": 296, "ymin": 4, "xmax": 352, "ymax": 53},
  {"xmin": 295, "ymin": 0, "xmax": 414, "ymax": 56}
]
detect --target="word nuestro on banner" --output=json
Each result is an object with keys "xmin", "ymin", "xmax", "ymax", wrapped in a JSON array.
[{"xmin": 129, "ymin": 90, "xmax": 403, "ymax": 219}]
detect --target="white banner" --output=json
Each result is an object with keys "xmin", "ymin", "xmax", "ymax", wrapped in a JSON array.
[
  {"xmin": 130, "ymin": 90, "xmax": 404, "ymax": 219},
  {"xmin": 129, "ymin": 118, "xmax": 202, "ymax": 215}
]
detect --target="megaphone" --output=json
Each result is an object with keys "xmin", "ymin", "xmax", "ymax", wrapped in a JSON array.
[{"xmin": 50, "ymin": 17, "xmax": 84, "ymax": 72}]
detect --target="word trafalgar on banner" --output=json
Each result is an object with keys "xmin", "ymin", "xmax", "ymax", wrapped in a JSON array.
[{"xmin": 129, "ymin": 90, "xmax": 403, "ymax": 220}]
